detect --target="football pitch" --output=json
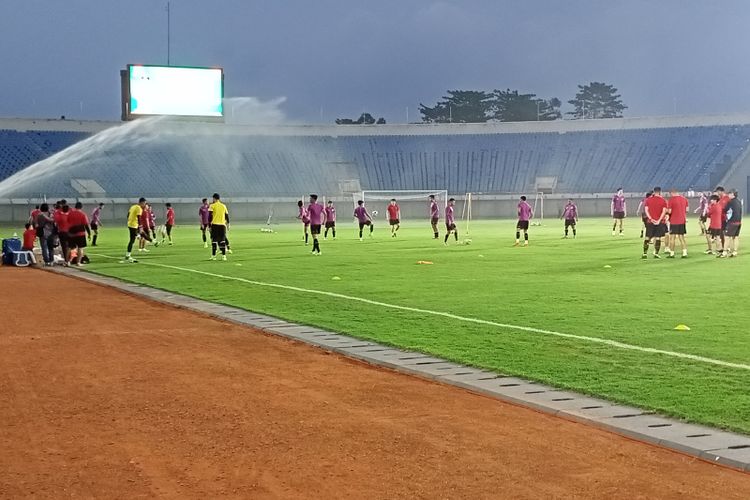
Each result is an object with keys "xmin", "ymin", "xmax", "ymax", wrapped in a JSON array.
[{"xmin": 78, "ymin": 217, "xmax": 749, "ymax": 434}]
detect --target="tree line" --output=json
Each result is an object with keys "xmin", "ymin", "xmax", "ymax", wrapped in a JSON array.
[{"xmin": 336, "ymin": 81, "xmax": 626, "ymax": 124}]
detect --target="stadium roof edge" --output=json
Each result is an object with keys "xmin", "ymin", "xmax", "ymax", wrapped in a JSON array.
[
  {"xmin": 3, "ymin": 113, "xmax": 750, "ymax": 136},
  {"xmin": 0, "ymin": 117, "xmax": 117, "ymax": 133}
]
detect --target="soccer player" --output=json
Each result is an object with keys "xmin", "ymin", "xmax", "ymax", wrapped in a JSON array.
[
  {"xmin": 324, "ymin": 200, "xmax": 336, "ymax": 239},
  {"xmin": 307, "ymin": 194, "xmax": 325, "ymax": 255},
  {"xmin": 29, "ymin": 205, "xmax": 40, "ymax": 227},
  {"xmin": 199, "ymin": 198, "xmax": 210, "ymax": 248},
  {"xmin": 22, "ymin": 223, "xmax": 36, "ymax": 252},
  {"xmin": 89, "ymin": 202, "xmax": 103, "ymax": 246},
  {"xmin": 722, "ymin": 189, "xmax": 742, "ymax": 258},
  {"xmin": 636, "ymin": 192, "xmax": 652, "ymax": 238},
  {"xmin": 147, "ymin": 203, "xmax": 158, "ymax": 241},
  {"xmin": 515, "ymin": 195, "xmax": 533, "ymax": 246},
  {"xmin": 642, "ymin": 186, "xmax": 668, "ymax": 258},
  {"xmin": 36, "ymin": 204, "xmax": 56, "ymax": 266},
  {"xmin": 715, "ymin": 186, "xmax": 730, "ymax": 252},
  {"xmin": 354, "ymin": 200, "xmax": 374, "ymax": 240},
  {"xmin": 17, "ymin": 223, "xmax": 37, "ymax": 265},
  {"xmin": 444, "ymin": 198, "xmax": 458, "ymax": 245},
  {"xmin": 125, "ymin": 197, "xmax": 146, "ymax": 263},
  {"xmin": 707, "ymin": 195, "xmax": 724, "ymax": 255},
  {"xmin": 54, "ymin": 203, "xmax": 71, "ymax": 266},
  {"xmin": 297, "ymin": 200, "xmax": 310, "ymax": 245},
  {"xmin": 429, "ymin": 194, "xmax": 440, "ymax": 239},
  {"xmin": 138, "ymin": 204, "xmax": 156, "ymax": 252},
  {"xmin": 29, "ymin": 205, "xmax": 42, "ymax": 246},
  {"xmin": 387, "ymin": 199, "xmax": 401, "ymax": 237},
  {"xmin": 162, "ymin": 202, "xmax": 175, "ymax": 245},
  {"xmin": 694, "ymin": 191, "xmax": 709, "ymax": 235},
  {"xmin": 560, "ymin": 199, "xmax": 578, "ymax": 238},
  {"xmin": 666, "ymin": 188, "xmax": 689, "ymax": 258},
  {"xmin": 67, "ymin": 202, "xmax": 91, "ymax": 266},
  {"xmin": 611, "ymin": 188, "xmax": 626, "ymax": 236},
  {"xmin": 208, "ymin": 193, "xmax": 229, "ymax": 261}
]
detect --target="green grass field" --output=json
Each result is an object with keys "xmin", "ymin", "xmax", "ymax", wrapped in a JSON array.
[{"xmin": 43, "ymin": 218, "xmax": 750, "ymax": 433}]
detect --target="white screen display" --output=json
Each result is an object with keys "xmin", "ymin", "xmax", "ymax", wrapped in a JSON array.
[{"xmin": 129, "ymin": 65, "xmax": 223, "ymax": 117}]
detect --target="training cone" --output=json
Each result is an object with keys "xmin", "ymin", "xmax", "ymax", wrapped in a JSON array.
[
  {"xmin": 674, "ymin": 324, "xmax": 691, "ymax": 331},
  {"xmin": 416, "ymin": 260, "xmax": 434, "ymax": 265},
  {"xmin": 331, "ymin": 276, "xmax": 341, "ymax": 280},
  {"xmin": 603, "ymin": 265, "xmax": 612, "ymax": 268}
]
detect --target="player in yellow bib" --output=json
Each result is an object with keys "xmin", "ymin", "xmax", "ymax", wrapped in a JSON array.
[
  {"xmin": 125, "ymin": 197, "xmax": 147, "ymax": 262},
  {"xmin": 208, "ymin": 193, "xmax": 230, "ymax": 260}
]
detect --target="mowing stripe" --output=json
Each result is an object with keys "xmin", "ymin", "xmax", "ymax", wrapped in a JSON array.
[{"xmin": 90, "ymin": 253, "xmax": 750, "ymax": 372}]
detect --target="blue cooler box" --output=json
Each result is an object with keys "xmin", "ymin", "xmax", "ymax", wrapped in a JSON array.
[{"xmin": 2, "ymin": 238, "xmax": 22, "ymax": 265}]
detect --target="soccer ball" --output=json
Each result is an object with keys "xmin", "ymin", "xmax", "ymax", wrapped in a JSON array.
[
  {"xmin": 372, "ymin": 210, "xmax": 379, "ymax": 216},
  {"xmin": 465, "ymin": 239, "xmax": 472, "ymax": 245}
]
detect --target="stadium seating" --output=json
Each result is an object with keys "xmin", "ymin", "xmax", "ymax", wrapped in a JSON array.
[
  {"xmin": 1, "ymin": 124, "xmax": 749, "ymax": 198},
  {"xmin": 0, "ymin": 129, "xmax": 91, "ymax": 182}
]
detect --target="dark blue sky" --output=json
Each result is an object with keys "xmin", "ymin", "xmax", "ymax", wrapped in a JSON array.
[{"xmin": 1, "ymin": 0, "xmax": 749, "ymax": 123}]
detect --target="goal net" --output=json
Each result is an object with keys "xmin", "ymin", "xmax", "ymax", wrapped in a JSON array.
[{"xmin": 359, "ymin": 190, "xmax": 448, "ymax": 222}]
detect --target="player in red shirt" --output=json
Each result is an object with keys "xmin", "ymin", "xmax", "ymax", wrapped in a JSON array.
[
  {"xmin": 666, "ymin": 188, "xmax": 689, "ymax": 258},
  {"xmin": 29, "ymin": 205, "xmax": 40, "ymax": 228},
  {"xmin": 707, "ymin": 195, "xmax": 724, "ymax": 255},
  {"xmin": 67, "ymin": 202, "xmax": 91, "ymax": 266},
  {"xmin": 161, "ymin": 202, "xmax": 175, "ymax": 245},
  {"xmin": 714, "ymin": 186, "xmax": 730, "ymax": 250},
  {"xmin": 54, "ymin": 203, "xmax": 72, "ymax": 266},
  {"xmin": 137, "ymin": 205, "xmax": 156, "ymax": 252},
  {"xmin": 642, "ymin": 186, "xmax": 668, "ymax": 259},
  {"xmin": 387, "ymin": 199, "xmax": 400, "ymax": 237},
  {"xmin": 22, "ymin": 223, "xmax": 36, "ymax": 251}
]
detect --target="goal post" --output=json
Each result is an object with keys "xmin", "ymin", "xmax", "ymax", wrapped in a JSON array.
[
  {"xmin": 531, "ymin": 191, "xmax": 545, "ymax": 226},
  {"xmin": 460, "ymin": 192, "xmax": 473, "ymax": 237},
  {"xmin": 360, "ymin": 189, "xmax": 449, "ymax": 222}
]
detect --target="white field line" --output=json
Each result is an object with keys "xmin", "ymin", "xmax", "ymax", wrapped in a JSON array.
[{"xmin": 90, "ymin": 253, "xmax": 750, "ymax": 372}]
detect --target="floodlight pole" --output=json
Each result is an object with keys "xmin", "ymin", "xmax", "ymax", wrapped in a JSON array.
[{"xmin": 166, "ymin": 2, "xmax": 171, "ymax": 66}]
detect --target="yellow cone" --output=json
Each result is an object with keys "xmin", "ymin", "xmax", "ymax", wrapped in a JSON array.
[{"xmin": 674, "ymin": 324, "xmax": 691, "ymax": 331}]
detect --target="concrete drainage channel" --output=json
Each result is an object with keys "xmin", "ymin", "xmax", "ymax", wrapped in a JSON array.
[{"xmin": 52, "ymin": 267, "xmax": 750, "ymax": 473}]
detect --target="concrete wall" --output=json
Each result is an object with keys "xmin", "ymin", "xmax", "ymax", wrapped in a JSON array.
[{"xmin": 0, "ymin": 193, "xmax": 707, "ymax": 226}]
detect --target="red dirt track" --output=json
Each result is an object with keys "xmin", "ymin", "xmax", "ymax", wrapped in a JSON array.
[{"xmin": 1, "ymin": 268, "xmax": 749, "ymax": 499}]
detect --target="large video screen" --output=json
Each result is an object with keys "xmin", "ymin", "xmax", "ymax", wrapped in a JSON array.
[{"xmin": 127, "ymin": 65, "xmax": 223, "ymax": 117}]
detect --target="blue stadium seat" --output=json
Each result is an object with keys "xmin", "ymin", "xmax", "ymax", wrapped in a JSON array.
[{"xmin": 2, "ymin": 124, "xmax": 750, "ymax": 198}]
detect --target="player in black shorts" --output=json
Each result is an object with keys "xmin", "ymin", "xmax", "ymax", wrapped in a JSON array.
[
  {"xmin": 723, "ymin": 190, "xmax": 742, "ymax": 257},
  {"xmin": 642, "ymin": 187, "xmax": 668, "ymax": 259},
  {"xmin": 324, "ymin": 200, "xmax": 336, "ymax": 239},
  {"xmin": 636, "ymin": 192, "xmax": 652, "ymax": 238},
  {"xmin": 515, "ymin": 196, "xmax": 533, "ymax": 246}
]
